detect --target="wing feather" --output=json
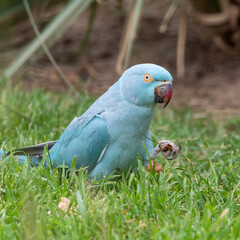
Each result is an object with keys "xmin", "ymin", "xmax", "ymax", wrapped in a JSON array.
[{"xmin": 49, "ymin": 114, "xmax": 109, "ymax": 171}]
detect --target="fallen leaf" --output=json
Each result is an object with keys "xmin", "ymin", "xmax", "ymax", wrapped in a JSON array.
[{"xmin": 58, "ymin": 197, "xmax": 72, "ymax": 213}]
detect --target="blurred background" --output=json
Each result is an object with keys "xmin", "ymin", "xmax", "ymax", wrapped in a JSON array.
[{"xmin": 0, "ymin": 0, "xmax": 240, "ymax": 110}]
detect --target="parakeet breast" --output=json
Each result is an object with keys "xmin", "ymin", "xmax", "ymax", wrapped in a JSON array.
[{"xmin": 100, "ymin": 100, "xmax": 154, "ymax": 169}]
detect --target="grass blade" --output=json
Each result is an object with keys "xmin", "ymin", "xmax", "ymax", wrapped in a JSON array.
[
  {"xmin": 22, "ymin": 0, "xmax": 79, "ymax": 96},
  {"xmin": 76, "ymin": 190, "xmax": 85, "ymax": 215},
  {"xmin": 4, "ymin": 0, "xmax": 94, "ymax": 79},
  {"xmin": 116, "ymin": 0, "xmax": 145, "ymax": 74}
]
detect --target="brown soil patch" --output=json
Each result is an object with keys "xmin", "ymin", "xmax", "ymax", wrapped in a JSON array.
[{"xmin": 2, "ymin": 2, "xmax": 240, "ymax": 111}]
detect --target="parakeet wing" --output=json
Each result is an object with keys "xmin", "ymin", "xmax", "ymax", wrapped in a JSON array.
[{"xmin": 49, "ymin": 113, "xmax": 109, "ymax": 171}]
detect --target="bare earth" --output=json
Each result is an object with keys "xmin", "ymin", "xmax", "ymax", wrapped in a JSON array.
[{"xmin": 5, "ymin": 2, "xmax": 240, "ymax": 111}]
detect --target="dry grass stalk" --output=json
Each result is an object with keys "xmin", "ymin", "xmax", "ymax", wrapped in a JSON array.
[
  {"xmin": 116, "ymin": 0, "xmax": 144, "ymax": 75},
  {"xmin": 4, "ymin": 0, "xmax": 94, "ymax": 80},
  {"xmin": 159, "ymin": 0, "xmax": 179, "ymax": 33},
  {"xmin": 22, "ymin": 0, "xmax": 78, "ymax": 96},
  {"xmin": 177, "ymin": 9, "xmax": 187, "ymax": 80}
]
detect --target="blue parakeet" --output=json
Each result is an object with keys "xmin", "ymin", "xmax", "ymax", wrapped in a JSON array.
[{"xmin": 1, "ymin": 63, "xmax": 181, "ymax": 179}]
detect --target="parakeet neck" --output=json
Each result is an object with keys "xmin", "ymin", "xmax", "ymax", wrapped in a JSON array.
[{"xmin": 93, "ymin": 80, "xmax": 154, "ymax": 138}]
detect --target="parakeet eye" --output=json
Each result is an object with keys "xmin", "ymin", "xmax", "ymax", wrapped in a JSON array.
[{"xmin": 143, "ymin": 73, "xmax": 152, "ymax": 82}]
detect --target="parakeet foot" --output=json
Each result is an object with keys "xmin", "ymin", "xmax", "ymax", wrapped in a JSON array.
[
  {"xmin": 146, "ymin": 160, "xmax": 163, "ymax": 172},
  {"xmin": 150, "ymin": 140, "xmax": 181, "ymax": 160}
]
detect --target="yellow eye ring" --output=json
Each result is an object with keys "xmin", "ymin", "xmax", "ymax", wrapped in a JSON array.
[{"xmin": 143, "ymin": 73, "xmax": 152, "ymax": 82}]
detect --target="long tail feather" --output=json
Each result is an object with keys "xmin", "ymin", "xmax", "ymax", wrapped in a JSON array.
[{"xmin": 7, "ymin": 140, "xmax": 57, "ymax": 156}]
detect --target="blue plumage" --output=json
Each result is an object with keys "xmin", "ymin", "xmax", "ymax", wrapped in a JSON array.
[{"xmin": 2, "ymin": 63, "xmax": 174, "ymax": 179}]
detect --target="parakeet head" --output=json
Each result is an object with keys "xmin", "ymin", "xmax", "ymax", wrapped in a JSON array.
[{"xmin": 120, "ymin": 63, "xmax": 173, "ymax": 108}]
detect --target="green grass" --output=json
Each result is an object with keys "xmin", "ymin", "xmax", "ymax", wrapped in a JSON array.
[{"xmin": 0, "ymin": 79, "xmax": 240, "ymax": 239}]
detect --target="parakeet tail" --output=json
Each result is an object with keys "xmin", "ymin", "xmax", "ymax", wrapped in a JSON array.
[{"xmin": 0, "ymin": 150, "xmax": 42, "ymax": 167}]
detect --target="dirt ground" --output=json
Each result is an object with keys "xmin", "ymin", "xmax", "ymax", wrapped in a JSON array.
[{"xmin": 2, "ymin": 2, "xmax": 240, "ymax": 111}]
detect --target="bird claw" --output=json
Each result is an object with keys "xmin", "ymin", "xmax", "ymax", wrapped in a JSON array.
[
  {"xmin": 158, "ymin": 140, "xmax": 181, "ymax": 160},
  {"xmin": 146, "ymin": 140, "xmax": 180, "ymax": 173},
  {"xmin": 149, "ymin": 140, "xmax": 181, "ymax": 161}
]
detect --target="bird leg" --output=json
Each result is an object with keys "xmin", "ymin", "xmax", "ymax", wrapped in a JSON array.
[{"xmin": 146, "ymin": 140, "xmax": 181, "ymax": 172}]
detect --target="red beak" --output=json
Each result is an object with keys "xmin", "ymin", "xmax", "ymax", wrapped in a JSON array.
[{"xmin": 154, "ymin": 82, "xmax": 173, "ymax": 108}]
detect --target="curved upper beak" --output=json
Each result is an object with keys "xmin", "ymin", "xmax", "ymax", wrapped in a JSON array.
[{"xmin": 154, "ymin": 81, "xmax": 173, "ymax": 108}]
